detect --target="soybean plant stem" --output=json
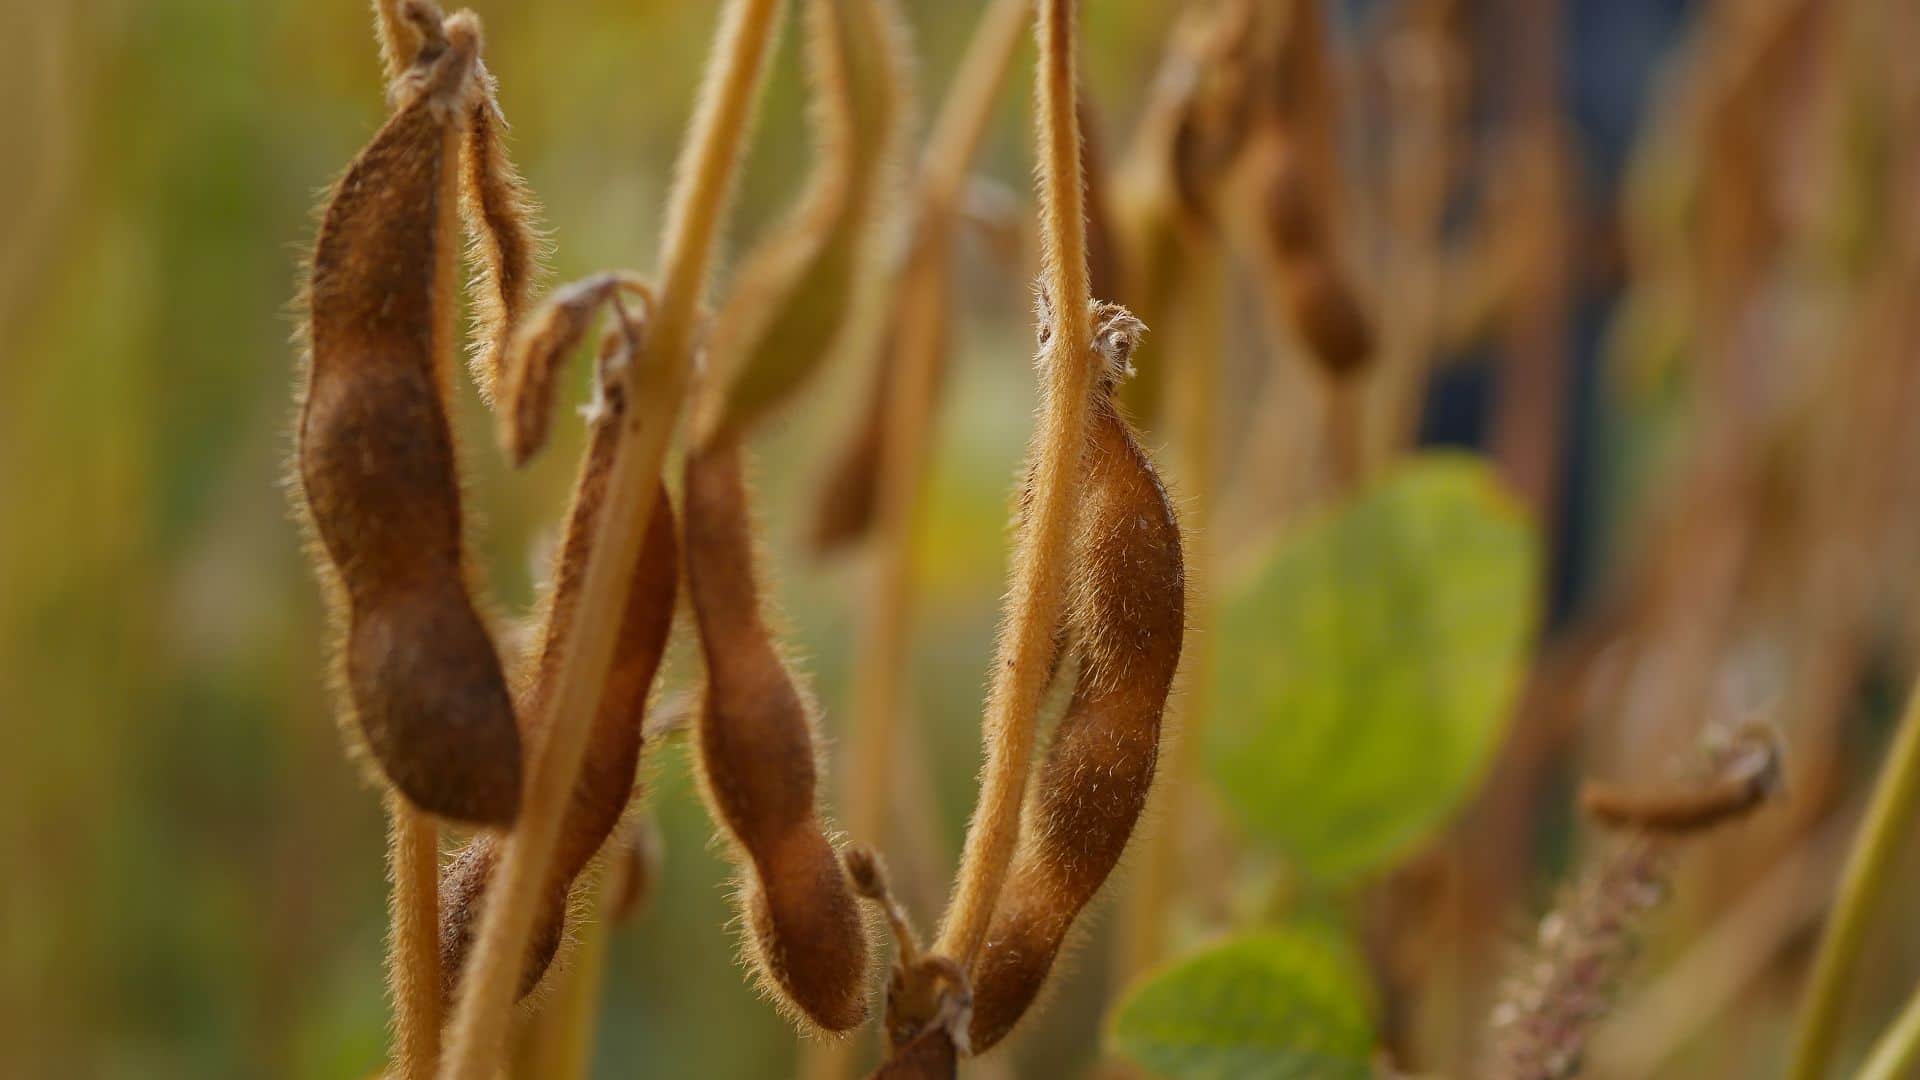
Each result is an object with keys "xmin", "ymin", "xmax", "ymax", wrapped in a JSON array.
[
  {"xmin": 436, "ymin": 2, "xmax": 781, "ymax": 1076},
  {"xmin": 514, "ymin": 859, "xmax": 625, "ymax": 1079},
  {"xmin": 385, "ymin": 798, "xmax": 442, "ymax": 1080},
  {"xmin": 1116, "ymin": 243, "xmax": 1222, "ymax": 984},
  {"xmin": 935, "ymin": 0, "xmax": 1093, "ymax": 969},
  {"xmin": 1858, "ymin": 981, "xmax": 1920, "ymax": 1080},
  {"xmin": 1788, "ymin": 674, "xmax": 1920, "ymax": 1080}
]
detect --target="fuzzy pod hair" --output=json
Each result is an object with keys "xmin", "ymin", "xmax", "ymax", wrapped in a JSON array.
[
  {"xmin": 964, "ymin": 304, "xmax": 1184, "ymax": 1052},
  {"xmin": 440, "ymin": 300, "xmax": 679, "ymax": 999},
  {"xmin": 682, "ymin": 437, "xmax": 870, "ymax": 1033},
  {"xmin": 700, "ymin": 0, "xmax": 910, "ymax": 444},
  {"xmin": 458, "ymin": 59, "xmax": 547, "ymax": 403},
  {"xmin": 495, "ymin": 272, "xmax": 653, "ymax": 466},
  {"xmin": 298, "ymin": 7, "xmax": 523, "ymax": 825}
]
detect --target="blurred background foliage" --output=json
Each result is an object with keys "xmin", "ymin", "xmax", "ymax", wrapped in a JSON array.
[{"xmin": 6, "ymin": 0, "xmax": 1920, "ymax": 1077}]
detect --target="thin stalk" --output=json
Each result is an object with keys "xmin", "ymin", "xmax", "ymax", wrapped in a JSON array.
[
  {"xmin": 1788, "ymin": 676, "xmax": 1920, "ymax": 1079},
  {"xmin": 842, "ymin": 0, "xmax": 1030, "ymax": 913},
  {"xmin": 436, "ymin": 2, "xmax": 782, "ymax": 1076},
  {"xmin": 934, "ymin": 0, "xmax": 1094, "ymax": 969},
  {"xmin": 917, "ymin": 0, "xmax": 1031, "ymax": 213},
  {"xmin": 1115, "ymin": 241, "xmax": 1222, "ymax": 985},
  {"xmin": 512, "ymin": 860, "xmax": 625, "ymax": 1079},
  {"xmin": 385, "ymin": 798, "xmax": 442, "ymax": 1080},
  {"xmin": 1858, "ymin": 984, "xmax": 1920, "ymax": 1080}
]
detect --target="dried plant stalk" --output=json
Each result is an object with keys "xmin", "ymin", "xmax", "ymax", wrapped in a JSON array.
[
  {"xmin": 700, "ymin": 0, "xmax": 910, "ymax": 444},
  {"xmin": 439, "ymin": 395, "xmax": 679, "ymax": 999},
  {"xmin": 809, "ymin": 0, "xmax": 1031, "ymax": 553},
  {"xmin": 299, "ymin": 6, "xmax": 522, "ymax": 825},
  {"xmin": 437, "ymin": 1, "xmax": 783, "ymax": 1074},
  {"xmin": 1789, "ymin": 674, "xmax": 1920, "ymax": 1078},
  {"xmin": 386, "ymin": 797, "xmax": 442, "ymax": 1080},
  {"xmin": 933, "ymin": 0, "xmax": 1098, "ymax": 971},
  {"xmin": 1490, "ymin": 729, "xmax": 1780, "ymax": 1079}
]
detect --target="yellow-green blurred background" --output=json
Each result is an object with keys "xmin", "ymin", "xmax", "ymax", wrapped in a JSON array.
[{"xmin": 10, "ymin": 1, "xmax": 1920, "ymax": 1078}]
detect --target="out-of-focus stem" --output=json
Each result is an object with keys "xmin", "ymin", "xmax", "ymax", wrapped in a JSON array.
[
  {"xmin": 1115, "ymin": 239, "xmax": 1222, "ymax": 986},
  {"xmin": 1788, "ymin": 676, "xmax": 1920, "ymax": 1080},
  {"xmin": 385, "ymin": 799, "xmax": 441, "ymax": 1080},
  {"xmin": 805, "ymin": 11, "xmax": 1028, "ymax": 1080},
  {"xmin": 437, "ymin": 3, "xmax": 781, "ymax": 1077},
  {"xmin": 512, "ymin": 860, "xmax": 624, "ymax": 1079},
  {"xmin": 1858, "ymin": 982, "xmax": 1920, "ymax": 1080}
]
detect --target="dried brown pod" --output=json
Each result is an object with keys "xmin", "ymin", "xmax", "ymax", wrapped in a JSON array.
[
  {"xmin": 458, "ymin": 61, "xmax": 547, "ymax": 402},
  {"xmin": 1582, "ymin": 726, "xmax": 1782, "ymax": 835},
  {"xmin": 298, "ymin": 6, "xmax": 523, "ymax": 825},
  {"xmin": 495, "ymin": 271, "xmax": 653, "ymax": 466},
  {"xmin": 683, "ymin": 437, "xmax": 869, "ymax": 1032},
  {"xmin": 440, "ymin": 308, "xmax": 681, "ymax": 999},
  {"xmin": 1254, "ymin": 138, "xmax": 1374, "ymax": 380},
  {"xmin": 965, "ymin": 304, "xmax": 1184, "ymax": 1051},
  {"xmin": 806, "ymin": 321, "xmax": 898, "ymax": 553}
]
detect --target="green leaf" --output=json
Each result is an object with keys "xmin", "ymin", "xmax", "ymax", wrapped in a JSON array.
[
  {"xmin": 1108, "ymin": 929, "xmax": 1375, "ymax": 1079},
  {"xmin": 1206, "ymin": 453, "xmax": 1538, "ymax": 881}
]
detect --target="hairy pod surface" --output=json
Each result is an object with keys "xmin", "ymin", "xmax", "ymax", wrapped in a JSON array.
[
  {"xmin": 458, "ymin": 63, "xmax": 546, "ymax": 402},
  {"xmin": 299, "ymin": 11, "xmax": 524, "ymax": 825},
  {"xmin": 496, "ymin": 272, "xmax": 652, "ymax": 465},
  {"xmin": 441, "ymin": 315, "xmax": 681, "ymax": 998},
  {"xmin": 683, "ymin": 437, "xmax": 869, "ymax": 1033},
  {"xmin": 966, "ymin": 305, "xmax": 1185, "ymax": 1051}
]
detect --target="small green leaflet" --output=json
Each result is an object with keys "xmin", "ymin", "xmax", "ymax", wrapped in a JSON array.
[
  {"xmin": 1108, "ymin": 928, "xmax": 1375, "ymax": 1079},
  {"xmin": 1206, "ymin": 453, "xmax": 1538, "ymax": 881}
]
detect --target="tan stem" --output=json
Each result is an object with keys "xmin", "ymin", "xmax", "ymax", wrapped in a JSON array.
[
  {"xmin": 512, "ymin": 860, "xmax": 625, "ymax": 1079},
  {"xmin": 436, "ymin": 2, "xmax": 782, "ymax": 1076},
  {"xmin": 386, "ymin": 799, "xmax": 442, "ymax": 1080},
  {"xmin": 1788, "ymin": 673, "xmax": 1920, "ymax": 1079},
  {"xmin": 934, "ymin": 0, "xmax": 1093, "ymax": 970},
  {"xmin": 1115, "ymin": 242, "xmax": 1222, "ymax": 984},
  {"xmin": 806, "ymin": 12, "xmax": 1031, "ymax": 1079}
]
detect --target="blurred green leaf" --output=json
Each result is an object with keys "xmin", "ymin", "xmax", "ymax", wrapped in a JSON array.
[
  {"xmin": 1108, "ymin": 928, "xmax": 1375, "ymax": 1079},
  {"xmin": 1206, "ymin": 453, "xmax": 1538, "ymax": 881}
]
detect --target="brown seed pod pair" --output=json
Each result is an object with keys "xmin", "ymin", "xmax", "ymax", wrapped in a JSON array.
[
  {"xmin": 964, "ymin": 303, "xmax": 1185, "ymax": 1052},
  {"xmin": 683, "ymin": 436, "xmax": 870, "ymax": 1032},
  {"xmin": 440, "ymin": 284, "xmax": 680, "ymax": 999},
  {"xmin": 298, "ymin": 5, "xmax": 523, "ymax": 825}
]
